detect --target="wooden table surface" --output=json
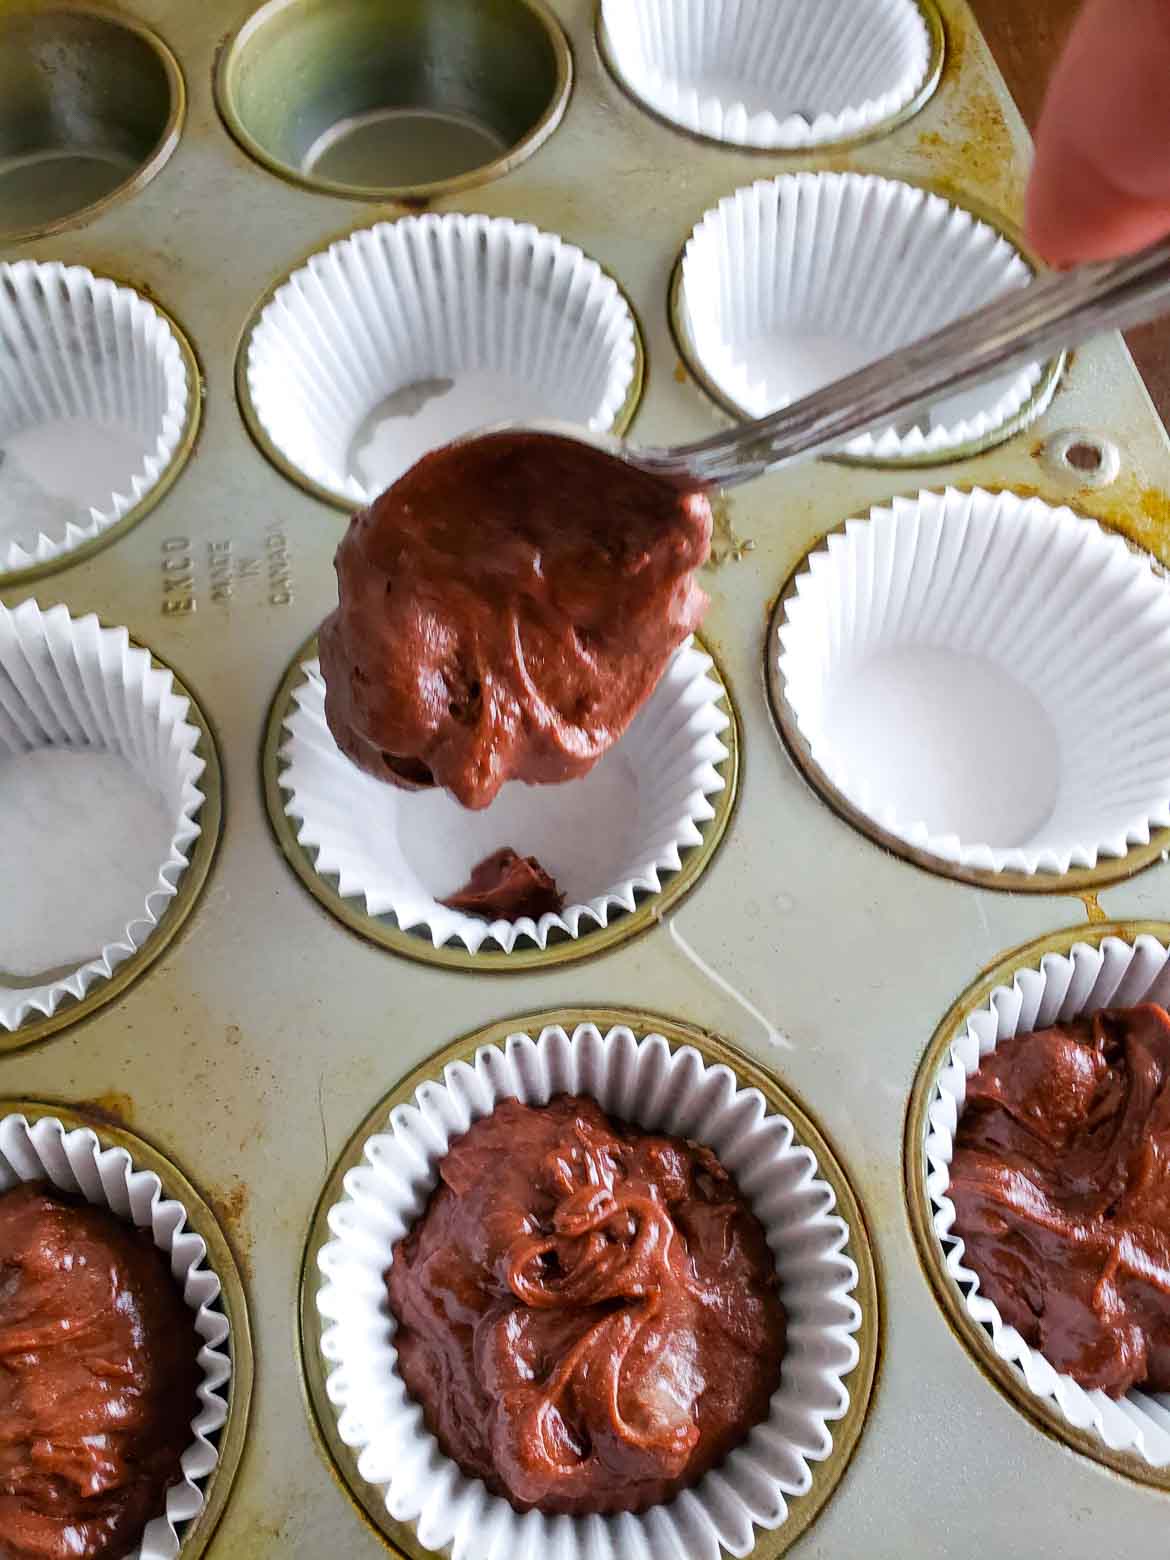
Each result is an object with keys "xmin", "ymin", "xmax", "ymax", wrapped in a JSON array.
[{"xmin": 970, "ymin": 0, "xmax": 1169, "ymax": 423}]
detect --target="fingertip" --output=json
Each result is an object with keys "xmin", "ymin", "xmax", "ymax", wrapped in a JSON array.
[
  {"xmin": 1027, "ymin": 132, "xmax": 1170, "ymax": 266},
  {"xmin": 1026, "ymin": 0, "xmax": 1170, "ymax": 264},
  {"xmin": 1025, "ymin": 135, "xmax": 1109, "ymax": 266},
  {"xmin": 1025, "ymin": 176, "xmax": 1078, "ymax": 269}
]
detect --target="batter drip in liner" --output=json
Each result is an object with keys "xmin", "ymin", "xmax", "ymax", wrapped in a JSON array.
[
  {"xmin": 319, "ymin": 432, "xmax": 712, "ymax": 811},
  {"xmin": 440, "ymin": 847, "xmax": 565, "ymax": 920},
  {"xmin": 0, "ymin": 1182, "xmax": 201, "ymax": 1560},
  {"xmin": 387, "ymin": 1095, "xmax": 785, "ymax": 1515},
  {"xmin": 951, "ymin": 1003, "xmax": 1170, "ymax": 1396}
]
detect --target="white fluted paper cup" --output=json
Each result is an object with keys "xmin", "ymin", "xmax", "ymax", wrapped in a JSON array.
[
  {"xmin": 0, "ymin": 261, "xmax": 195, "ymax": 578},
  {"xmin": 243, "ymin": 214, "xmax": 641, "ymax": 508},
  {"xmin": 278, "ymin": 638, "xmax": 730, "ymax": 955},
  {"xmin": 315, "ymin": 1020, "xmax": 864, "ymax": 1559},
  {"xmin": 0, "ymin": 600, "xmax": 209, "ymax": 1032},
  {"xmin": 601, "ymin": 0, "xmax": 938, "ymax": 149},
  {"xmin": 774, "ymin": 487, "xmax": 1170, "ymax": 878},
  {"xmin": 0, "ymin": 1109, "xmax": 233, "ymax": 1557},
  {"xmin": 923, "ymin": 930, "xmax": 1170, "ymax": 1468},
  {"xmin": 678, "ymin": 173, "xmax": 1052, "ymax": 462}
]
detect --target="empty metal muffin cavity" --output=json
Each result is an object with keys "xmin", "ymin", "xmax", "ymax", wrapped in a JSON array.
[
  {"xmin": 216, "ymin": 0, "xmax": 572, "ymax": 199},
  {"xmin": 0, "ymin": 4, "xmax": 183, "ymax": 241}
]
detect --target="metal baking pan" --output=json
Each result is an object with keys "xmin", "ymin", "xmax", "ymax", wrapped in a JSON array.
[{"xmin": 5, "ymin": 1, "xmax": 1170, "ymax": 1555}]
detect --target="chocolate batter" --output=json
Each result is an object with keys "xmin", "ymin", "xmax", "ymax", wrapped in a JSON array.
[
  {"xmin": 0, "ymin": 1182, "xmax": 201, "ymax": 1560},
  {"xmin": 951, "ymin": 1004, "xmax": 1170, "ymax": 1396},
  {"xmin": 441, "ymin": 847, "xmax": 564, "ymax": 920},
  {"xmin": 320, "ymin": 432, "xmax": 711, "ymax": 810},
  {"xmin": 387, "ymin": 1095, "xmax": 785, "ymax": 1515}
]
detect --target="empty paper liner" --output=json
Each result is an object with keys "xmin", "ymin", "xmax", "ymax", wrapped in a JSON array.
[
  {"xmin": 0, "ymin": 600, "xmax": 209, "ymax": 1032},
  {"xmin": 0, "ymin": 1109, "xmax": 233, "ymax": 1557},
  {"xmin": 313, "ymin": 1020, "xmax": 865, "ymax": 1560},
  {"xmin": 276, "ymin": 638, "xmax": 731, "ymax": 957},
  {"xmin": 600, "ymin": 0, "xmax": 939, "ymax": 149},
  {"xmin": 774, "ymin": 487, "xmax": 1170, "ymax": 879},
  {"xmin": 242, "ymin": 214, "xmax": 641, "ymax": 507},
  {"xmin": 677, "ymin": 172, "xmax": 1053, "ymax": 462},
  {"xmin": 0, "ymin": 261, "xmax": 195, "ymax": 578},
  {"xmin": 920, "ymin": 931, "xmax": 1170, "ymax": 1473}
]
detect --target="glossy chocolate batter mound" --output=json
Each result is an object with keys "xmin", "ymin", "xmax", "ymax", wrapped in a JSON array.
[
  {"xmin": 441, "ymin": 847, "xmax": 564, "ymax": 920},
  {"xmin": 0, "ymin": 1182, "xmax": 201, "ymax": 1560},
  {"xmin": 319, "ymin": 432, "xmax": 712, "ymax": 810},
  {"xmin": 951, "ymin": 1004, "xmax": 1170, "ymax": 1396},
  {"xmin": 387, "ymin": 1095, "xmax": 785, "ymax": 1515}
]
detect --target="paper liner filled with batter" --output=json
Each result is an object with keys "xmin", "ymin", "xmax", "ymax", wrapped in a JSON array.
[
  {"xmin": 924, "ymin": 932, "xmax": 1170, "ymax": 1466},
  {"xmin": 314, "ymin": 1020, "xmax": 862, "ymax": 1559},
  {"xmin": 0, "ymin": 1110, "xmax": 232, "ymax": 1557}
]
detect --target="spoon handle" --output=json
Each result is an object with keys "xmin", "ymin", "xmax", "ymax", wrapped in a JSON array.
[{"xmin": 638, "ymin": 241, "xmax": 1170, "ymax": 490}]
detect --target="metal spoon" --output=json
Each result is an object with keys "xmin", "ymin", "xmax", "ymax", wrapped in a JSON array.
[{"xmin": 492, "ymin": 240, "xmax": 1170, "ymax": 491}]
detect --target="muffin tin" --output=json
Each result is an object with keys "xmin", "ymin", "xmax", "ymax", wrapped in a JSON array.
[{"xmin": 6, "ymin": 0, "xmax": 1170, "ymax": 1556}]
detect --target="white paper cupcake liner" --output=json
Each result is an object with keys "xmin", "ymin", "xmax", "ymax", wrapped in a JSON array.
[
  {"xmin": 315, "ymin": 1021, "xmax": 863, "ymax": 1560},
  {"xmin": 244, "ymin": 214, "xmax": 640, "ymax": 506},
  {"xmin": 775, "ymin": 487, "xmax": 1170, "ymax": 876},
  {"xmin": 601, "ymin": 0, "xmax": 936, "ymax": 148},
  {"xmin": 278, "ymin": 637, "xmax": 729, "ymax": 954},
  {"xmin": 0, "ymin": 600, "xmax": 207, "ymax": 1031},
  {"xmin": 679, "ymin": 173, "xmax": 1047, "ymax": 461},
  {"xmin": 0, "ymin": 261, "xmax": 192, "ymax": 576},
  {"xmin": 924, "ymin": 931, "xmax": 1170, "ymax": 1467},
  {"xmin": 0, "ymin": 1110, "xmax": 232, "ymax": 1557}
]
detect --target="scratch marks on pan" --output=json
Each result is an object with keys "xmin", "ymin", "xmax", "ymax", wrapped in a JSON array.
[
  {"xmin": 659, "ymin": 909, "xmax": 794, "ymax": 1051},
  {"xmin": 316, "ymin": 1072, "xmax": 330, "ymax": 1171}
]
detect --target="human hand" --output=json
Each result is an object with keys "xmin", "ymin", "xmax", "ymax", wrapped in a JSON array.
[{"xmin": 1027, "ymin": 0, "xmax": 1170, "ymax": 265}]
